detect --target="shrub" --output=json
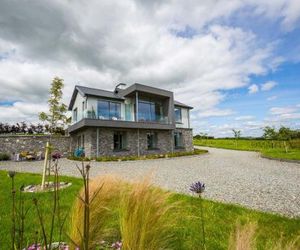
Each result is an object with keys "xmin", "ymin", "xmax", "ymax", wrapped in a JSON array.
[
  {"xmin": 69, "ymin": 175, "xmax": 179, "ymax": 250},
  {"xmin": 69, "ymin": 175, "xmax": 125, "ymax": 249},
  {"xmin": 119, "ymin": 177, "xmax": 177, "ymax": 250},
  {"xmin": 0, "ymin": 152, "xmax": 10, "ymax": 161}
]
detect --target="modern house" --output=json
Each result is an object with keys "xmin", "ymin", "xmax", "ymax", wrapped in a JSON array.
[{"xmin": 68, "ymin": 83, "xmax": 193, "ymax": 158}]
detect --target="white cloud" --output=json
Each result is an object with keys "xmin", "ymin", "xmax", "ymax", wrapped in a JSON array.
[
  {"xmin": 267, "ymin": 95, "xmax": 277, "ymax": 101},
  {"xmin": 261, "ymin": 81, "xmax": 277, "ymax": 91},
  {"xmin": 235, "ymin": 115, "xmax": 255, "ymax": 121},
  {"xmin": 0, "ymin": 0, "xmax": 298, "ymax": 127},
  {"xmin": 248, "ymin": 84, "xmax": 259, "ymax": 94},
  {"xmin": 270, "ymin": 106, "xmax": 298, "ymax": 115}
]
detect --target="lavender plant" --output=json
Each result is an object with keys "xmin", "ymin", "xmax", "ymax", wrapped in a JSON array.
[{"xmin": 190, "ymin": 181, "xmax": 206, "ymax": 249}]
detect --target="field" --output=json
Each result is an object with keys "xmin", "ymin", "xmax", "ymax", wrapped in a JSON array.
[
  {"xmin": 194, "ymin": 138, "xmax": 300, "ymax": 161},
  {"xmin": 0, "ymin": 171, "xmax": 299, "ymax": 249}
]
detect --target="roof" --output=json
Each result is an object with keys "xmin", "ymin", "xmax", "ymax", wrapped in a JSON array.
[
  {"xmin": 174, "ymin": 100, "xmax": 193, "ymax": 109},
  {"xmin": 68, "ymin": 84, "xmax": 193, "ymax": 110},
  {"xmin": 68, "ymin": 85, "xmax": 124, "ymax": 110}
]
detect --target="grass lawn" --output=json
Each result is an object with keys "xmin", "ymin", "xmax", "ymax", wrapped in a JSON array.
[
  {"xmin": 0, "ymin": 171, "xmax": 299, "ymax": 249},
  {"xmin": 194, "ymin": 139, "xmax": 300, "ymax": 161}
]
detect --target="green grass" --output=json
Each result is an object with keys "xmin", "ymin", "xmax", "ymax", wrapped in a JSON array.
[
  {"xmin": 0, "ymin": 171, "xmax": 299, "ymax": 249},
  {"xmin": 194, "ymin": 139, "xmax": 300, "ymax": 161}
]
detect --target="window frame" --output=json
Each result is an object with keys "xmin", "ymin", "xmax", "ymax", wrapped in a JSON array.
[
  {"xmin": 97, "ymin": 99, "xmax": 121, "ymax": 120},
  {"xmin": 113, "ymin": 131, "xmax": 127, "ymax": 151},
  {"xmin": 174, "ymin": 131, "xmax": 184, "ymax": 148},
  {"xmin": 174, "ymin": 107, "xmax": 182, "ymax": 123},
  {"xmin": 147, "ymin": 132, "xmax": 158, "ymax": 150}
]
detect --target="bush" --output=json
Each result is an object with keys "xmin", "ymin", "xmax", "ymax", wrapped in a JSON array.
[{"xmin": 0, "ymin": 152, "xmax": 10, "ymax": 161}]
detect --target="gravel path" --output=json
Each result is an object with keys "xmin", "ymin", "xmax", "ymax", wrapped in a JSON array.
[{"xmin": 1, "ymin": 147, "xmax": 299, "ymax": 218}]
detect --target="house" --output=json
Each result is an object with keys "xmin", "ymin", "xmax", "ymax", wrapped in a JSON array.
[{"xmin": 67, "ymin": 83, "xmax": 193, "ymax": 158}]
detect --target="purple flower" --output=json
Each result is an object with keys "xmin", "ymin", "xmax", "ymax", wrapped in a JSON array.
[
  {"xmin": 111, "ymin": 241, "xmax": 122, "ymax": 249},
  {"xmin": 52, "ymin": 152, "xmax": 62, "ymax": 160},
  {"xmin": 190, "ymin": 181, "xmax": 205, "ymax": 194}
]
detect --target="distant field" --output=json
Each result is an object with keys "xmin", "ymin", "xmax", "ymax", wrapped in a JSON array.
[{"xmin": 193, "ymin": 139, "xmax": 300, "ymax": 161}]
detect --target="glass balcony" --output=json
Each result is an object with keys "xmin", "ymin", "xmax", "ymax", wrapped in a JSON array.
[{"xmin": 72, "ymin": 109, "xmax": 170, "ymax": 124}]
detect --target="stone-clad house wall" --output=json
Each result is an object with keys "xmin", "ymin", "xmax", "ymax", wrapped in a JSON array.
[
  {"xmin": 70, "ymin": 127, "xmax": 193, "ymax": 158},
  {"xmin": 0, "ymin": 135, "xmax": 71, "ymax": 157}
]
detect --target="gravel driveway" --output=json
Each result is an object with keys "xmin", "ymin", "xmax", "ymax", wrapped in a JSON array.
[{"xmin": 1, "ymin": 147, "xmax": 299, "ymax": 218}]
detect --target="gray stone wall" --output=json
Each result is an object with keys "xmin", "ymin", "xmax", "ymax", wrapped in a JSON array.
[
  {"xmin": 174, "ymin": 128, "xmax": 194, "ymax": 152},
  {"xmin": 70, "ymin": 127, "xmax": 193, "ymax": 158},
  {"xmin": 0, "ymin": 135, "xmax": 71, "ymax": 157}
]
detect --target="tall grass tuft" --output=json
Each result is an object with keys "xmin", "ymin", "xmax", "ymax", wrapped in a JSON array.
[
  {"xmin": 228, "ymin": 222, "xmax": 257, "ymax": 250},
  {"xmin": 228, "ymin": 222, "xmax": 300, "ymax": 250},
  {"xmin": 69, "ymin": 175, "xmax": 125, "ymax": 249},
  {"xmin": 119, "ymin": 176, "xmax": 177, "ymax": 250}
]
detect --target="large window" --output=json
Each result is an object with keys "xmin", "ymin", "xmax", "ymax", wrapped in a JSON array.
[
  {"xmin": 175, "ymin": 107, "xmax": 182, "ymax": 123},
  {"xmin": 147, "ymin": 132, "xmax": 158, "ymax": 149},
  {"xmin": 98, "ymin": 100, "xmax": 121, "ymax": 120},
  {"xmin": 138, "ymin": 99, "xmax": 162, "ymax": 122},
  {"xmin": 114, "ymin": 132, "xmax": 127, "ymax": 150},
  {"xmin": 174, "ymin": 132, "xmax": 183, "ymax": 148}
]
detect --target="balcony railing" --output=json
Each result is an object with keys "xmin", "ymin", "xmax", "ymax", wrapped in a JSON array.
[{"xmin": 72, "ymin": 110, "xmax": 171, "ymax": 124}]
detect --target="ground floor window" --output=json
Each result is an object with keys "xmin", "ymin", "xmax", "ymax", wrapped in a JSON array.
[
  {"xmin": 147, "ymin": 132, "xmax": 158, "ymax": 149},
  {"xmin": 77, "ymin": 134, "xmax": 85, "ymax": 149},
  {"xmin": 114, "ymin": 131, "xmax": 127, "ymax": 150},
  {"xmin": 174, "ymin": 132, "xmax": 183, "ymax": 148}
]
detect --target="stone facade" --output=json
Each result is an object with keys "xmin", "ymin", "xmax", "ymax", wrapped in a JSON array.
[
  {"xmin": 0, "ymin": 135, "xmax": 71, "ymax": 157},
  {"xmin": 70, "ymin": 127, "xmax": 193, "ymax": 158}
]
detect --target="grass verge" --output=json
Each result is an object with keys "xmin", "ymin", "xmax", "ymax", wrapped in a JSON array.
[
  {"xmin": 0, "ymin": 171, "xmax": 299, "ymax": 249},
  {"xmin": 194, "ymin": 139, "xmax": 300, "ymax": 161}
]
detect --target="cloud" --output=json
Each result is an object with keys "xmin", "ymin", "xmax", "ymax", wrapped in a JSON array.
[
  {"xmin": 270, "ymin": 106, "xmax": 298, "ymax": 115},
  {"xmin": 267, "ymin": 95, "xmax": 277, "ymax": 101},
  {"xmin": 235, "ymin": 115, "xmax": 255, "ymax": 121},
  {"xmin": 248, "ymin": 84, "xmax": 259, "ymax": 94},
  {"xmin": 0, "ymin": 0, "xmax": 298, "ymax": 128},
  {"xmin": 261, "ymin": 81, "xmax": 277, "ymax": 91}
]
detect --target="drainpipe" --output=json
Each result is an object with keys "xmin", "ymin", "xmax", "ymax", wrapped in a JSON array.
[
  {"xmin": 135, "ymin": 91, "xmax": 139, "ymax": 122},
  {"xmin": 96, "ymin": 128, "xmax": 99, "ymax": 157},
  {"xmin": 137, "ymin": 128, "xmax": 140, "ymax": 157}
]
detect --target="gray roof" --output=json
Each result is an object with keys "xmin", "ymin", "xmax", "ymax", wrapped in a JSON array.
[
  {"xmin": 174, "ymin": 100, "xmax": 193, "ymax": 109},
  {"xmin": 68, "ymin": 84, "xmax": 193, "ymax": 110},
  {"xmin": 68, "ymin": 85, "xmax": 124, "ymax": 110}
]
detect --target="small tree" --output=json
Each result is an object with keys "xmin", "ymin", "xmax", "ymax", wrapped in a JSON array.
[
  {"xmin": 232, "ymin": 129, "xmax": 241, "ymax": 147},
  {"xmin": 39, "ymin": 77, "xmax": 69, "ymax": 189},
  {"xmin": 263, "ymin": 126, "xmax": 277, "ymax": 148},
  {"xmin": 278, "ymin": 126, "xmax": 293, "ymax": 153},
  {"xmin": 39, "ymin": 77, "xmax": 69, "ymax": 134}
]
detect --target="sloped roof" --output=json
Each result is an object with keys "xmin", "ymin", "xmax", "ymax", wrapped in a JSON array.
[
  {"xmin": 68, "ymin": 84, "xmax": 193, "ymax": 110},
  {"xmin": 174, "ymin": 100, "xmax": 193, "ymax": 109},
  {"xmin": 68, "ymin": 85, "xmax": 124, "ymax": 110}
]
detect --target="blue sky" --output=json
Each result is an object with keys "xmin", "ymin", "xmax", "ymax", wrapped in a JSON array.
[{"xmin": 0, "ymin": 1, "xmax": 299, "ymax": 137}]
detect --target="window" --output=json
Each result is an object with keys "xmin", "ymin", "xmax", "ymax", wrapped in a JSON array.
[
  {"xmin": 147, "ymin": 132, "xmax": 158, "ymax": 149},
  {"xmin": 82, "ymin": 101, "xmax": 85, "ymax": 111},
  {"xmin": 73, "ymin": 108, "xmax": 78, "ymax": 122},
  {"xmin": 114, "ymin": 132, "xmax": 127, "ymax": 150},
  {"xmin": 174, "ymin": 132, "xmax": 183, "ymax": 148},
  {"xmin": 97, "ymin": 100, "xmax": 121, "ymax": 120},
  {"xmin": 175, "ymin": 107, "xmax": 182, "ymax": 123},
  {"xmin": 138, "ymin": 99, "xmax": 162, "ymax": 122},
  {"xmin": 77, "ymin": 134, "xmax": 84, "ymax": 149}
]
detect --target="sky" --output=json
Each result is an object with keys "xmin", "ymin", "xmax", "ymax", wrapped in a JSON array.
[{"xmin": 0, "ymin": 0, "xmax": 299, "ymax": 137}]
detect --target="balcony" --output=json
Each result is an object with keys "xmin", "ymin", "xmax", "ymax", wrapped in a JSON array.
[{"xmin": 68, "ymin": 109, "xmax": 174, "ymax": 133}]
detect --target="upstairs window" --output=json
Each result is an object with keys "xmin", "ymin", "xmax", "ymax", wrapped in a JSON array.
[
  {"xmin": 73, "ymin": 108, "xmax": 78, "ymax": 122},
  {"xmin": 138, "ymin": 99, "xmax": 162, "ymax": 122},
  {"xmin": 147, "ymin": 132, "xmax": 158, "ymax": 149},
  {"xmin": 98, "ymin": 100, "xmax": 121, "ymax": 120},
  {"xmin": 175, "ymin": 107, "xmax": 182, "ymax": 123},
  {"xmin": 174, "ymin": 132, "xmax": 183, "ymax": 148},
  {"xmin": 114, "ymin": 132, "xmax": 127, "ymax": 150}
]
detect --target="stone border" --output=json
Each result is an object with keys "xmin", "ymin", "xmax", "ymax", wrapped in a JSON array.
[{"xmin": 260, "ymin": 154, "xmax": 300, "ymax": 164}]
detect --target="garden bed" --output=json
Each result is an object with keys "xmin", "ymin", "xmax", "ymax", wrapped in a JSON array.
[{"xmin": 68, "ymin": 148, "xmax": 208, "ymax": 162}]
